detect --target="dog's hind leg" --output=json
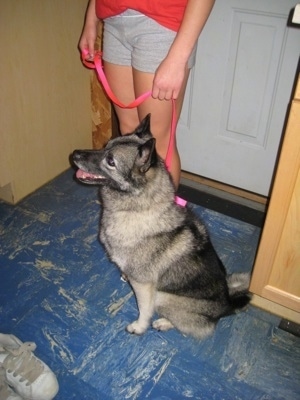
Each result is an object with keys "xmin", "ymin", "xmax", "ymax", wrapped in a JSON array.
[
  {"xmin": 126, "ymin": 280, "xmax": 156, "ymax": 335},
  {"xmin": 161, "ymin": 311, "xmax": 215, "ymax": 339},
  {"xmin": 155, "ymin": 292, "xmax": 217, "ymax": 340}
]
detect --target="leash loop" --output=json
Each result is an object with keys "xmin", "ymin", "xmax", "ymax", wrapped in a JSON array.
[{"xmin": 82, "ymin": 50, "xmax": 151, "ymax": 108}]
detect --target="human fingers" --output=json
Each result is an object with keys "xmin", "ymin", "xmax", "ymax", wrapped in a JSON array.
[
  {"xmin": 152, "ymin": 85, "xmax": 178, "ymax": 101},
  {"xmin": 79, "ymin": 30, "xmax": 96, "ymax": 59}
]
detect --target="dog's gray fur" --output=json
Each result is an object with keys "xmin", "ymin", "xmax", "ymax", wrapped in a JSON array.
[{"xmin": 73, "ymin": 115, "xmax": 250, "ymax": 339}]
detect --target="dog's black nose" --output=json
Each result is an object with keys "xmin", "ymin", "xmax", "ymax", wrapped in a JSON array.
[
  {"xmin": 72, "ymin": 151, "xmax": 84, "ymax": 168},
  {"xmin": 72, "ymin": 150, "xmax": 81, "ymax": 162}
]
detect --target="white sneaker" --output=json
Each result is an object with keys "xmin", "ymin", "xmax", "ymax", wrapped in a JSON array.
[
  {"xmin": 0, "ymin": 368, "xmax": 24, "ymax": 400},
  {"xmin": 0, "ymin": 334, "xmax": 59, "ymax": 400}
]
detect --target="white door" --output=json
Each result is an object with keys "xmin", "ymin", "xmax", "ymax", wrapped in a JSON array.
[{"xmin": 177, "ymin": 0, "xmax": 300, "ymax": 196}]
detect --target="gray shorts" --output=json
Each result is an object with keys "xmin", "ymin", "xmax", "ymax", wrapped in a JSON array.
[{"xmin": 102, "ymin": 9, "xmax": 197, "ymax": 73}]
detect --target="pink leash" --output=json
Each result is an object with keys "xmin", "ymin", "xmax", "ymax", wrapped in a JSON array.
[{"xmin": 82, "ymin": 50, "xmax": 186, "ymax": 207}]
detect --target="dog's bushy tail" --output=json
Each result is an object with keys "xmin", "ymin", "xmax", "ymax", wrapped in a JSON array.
[{"xmin": 227, "ymin": 272, "xmax": 251, "ymax": 310}]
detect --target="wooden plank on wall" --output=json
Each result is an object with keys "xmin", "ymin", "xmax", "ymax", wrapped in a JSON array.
[{"xmin": 91, "ymin": 24, "xmax": 112, "ymax": 149}]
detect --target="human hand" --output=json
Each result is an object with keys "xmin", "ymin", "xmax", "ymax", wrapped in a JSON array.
[
  {"xmin": 79, "ymin": 24, "xmax": 97, "ymax": 60},
  {"xmin": 152, "ymin": 57, "xmax": 187, "ymax": 101}
]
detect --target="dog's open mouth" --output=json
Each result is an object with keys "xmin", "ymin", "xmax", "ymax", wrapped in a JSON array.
[{"xmin": 76, "ymin": 169, "xmax": 105, "ymax": 184}]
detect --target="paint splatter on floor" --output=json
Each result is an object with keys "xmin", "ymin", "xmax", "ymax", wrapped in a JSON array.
[{"xmin": 0, "ymin": 170, "xmax": 299, "ymax": 399}]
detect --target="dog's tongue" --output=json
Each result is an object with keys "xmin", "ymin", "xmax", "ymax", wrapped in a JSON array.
[{"xmin": 76, "ymin": 169, "xmax": 96, "ymax": 179}]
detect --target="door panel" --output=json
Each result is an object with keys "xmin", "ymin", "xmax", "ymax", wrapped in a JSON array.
[{"xmin": 177, "ymin": 0, "xmax": 300, "ymax": 195}]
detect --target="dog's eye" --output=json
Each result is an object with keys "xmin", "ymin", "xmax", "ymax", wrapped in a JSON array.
[{"xmin": 106, "ymin": 154, "xmax": 115, "ymax": 167}]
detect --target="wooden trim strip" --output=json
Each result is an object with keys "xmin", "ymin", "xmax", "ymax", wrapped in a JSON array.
[{"xmin": 181, "ymin": 171, "xmax": 268, "ymax": 205}]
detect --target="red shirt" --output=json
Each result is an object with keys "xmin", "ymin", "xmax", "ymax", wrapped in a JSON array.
[{"xmin": 95, "ymin": 0, "xmax": 188, "ymax": 32}]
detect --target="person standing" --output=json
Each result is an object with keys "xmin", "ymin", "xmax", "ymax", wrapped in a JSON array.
[{"xmin": 79, "ymin": 0, "xmax": 215, "ymax": 188}]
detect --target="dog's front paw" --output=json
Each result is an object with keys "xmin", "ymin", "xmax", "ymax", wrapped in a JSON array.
[{"xmin": 126, "ymin": 320, "xmax": 147, "ymax": 335}]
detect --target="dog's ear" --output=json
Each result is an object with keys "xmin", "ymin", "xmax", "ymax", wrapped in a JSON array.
[
  {"xmin": 134, "ymin": 114, "xmax": 152, "ymax": 139},
  {"xmin": 136, "ymin": 138, "xmax": 157, "ymax": 173}
]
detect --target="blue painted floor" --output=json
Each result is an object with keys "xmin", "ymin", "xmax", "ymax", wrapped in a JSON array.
[{"xmin": 0, "ymin": 169, "xmax": 299, "ymax": 400}]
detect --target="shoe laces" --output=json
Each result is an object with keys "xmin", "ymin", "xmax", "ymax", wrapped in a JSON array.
[{"xmin": 3, "ymin": 342, "xmax": 44, "ymax": 385}]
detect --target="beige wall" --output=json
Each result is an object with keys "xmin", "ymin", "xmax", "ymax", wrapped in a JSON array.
[{"xmin": 0, "ymin": 0, "xmax": 92, "ymax": 203}]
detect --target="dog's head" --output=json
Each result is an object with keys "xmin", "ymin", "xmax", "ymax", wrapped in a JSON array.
[{"xmin": 72, "ymin": 114, "xmax": 159, "ymax": 191}]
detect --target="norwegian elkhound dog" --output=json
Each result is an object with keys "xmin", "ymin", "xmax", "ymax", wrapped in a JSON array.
[{"xmin": 72, "ymin": 115, "xmax": 250, "ymax": 340}]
